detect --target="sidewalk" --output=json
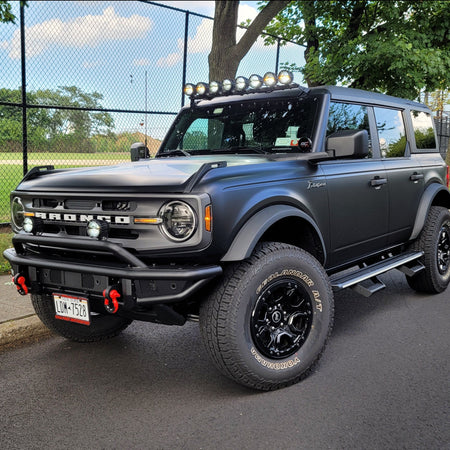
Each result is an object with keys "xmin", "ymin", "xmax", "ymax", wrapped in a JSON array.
[{"xmin": 0, "ymin": 274, "xmax": 52, "ymax": 350}]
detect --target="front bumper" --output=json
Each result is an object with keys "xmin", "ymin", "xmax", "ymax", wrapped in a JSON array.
[{"xmin": 4, "ymin": 234, "xmax": 222, "ymax": 305}]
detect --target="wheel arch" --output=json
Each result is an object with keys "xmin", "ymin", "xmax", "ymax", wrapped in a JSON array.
[
  {"xmin": 410, "ymin": 183, "xmax": 450, "ymax": 240},
  {"xmin": 220, "ymin": 205, "xmax": 326, "ymax": 264}
]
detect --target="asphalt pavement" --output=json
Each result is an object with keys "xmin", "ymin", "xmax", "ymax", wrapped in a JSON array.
[
  {"xmin": 0, "ymin": 274, "xmax": 53, "ymax": 349},
  {"xmin": 0, "ymin": 271, "xmax": 449, "ymax": 449}
]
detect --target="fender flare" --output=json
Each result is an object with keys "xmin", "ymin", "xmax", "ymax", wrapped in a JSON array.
[
  {"xmin": 410, "ymin": 184, "xmax": 450, "ymax": 240},
  {"xmin": 220, "ymin": 205, "xmax": 326, "ymax": 262}
]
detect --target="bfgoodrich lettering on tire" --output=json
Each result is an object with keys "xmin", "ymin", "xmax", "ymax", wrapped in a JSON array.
[{"xmin": 199, "ymin": 242, "xmax": 334, "ymax": 391}]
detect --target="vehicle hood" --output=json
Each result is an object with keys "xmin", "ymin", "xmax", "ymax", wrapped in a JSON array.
[{"xmin": 15, "ymin": 156, "xmax": 274, "ymax": 193}]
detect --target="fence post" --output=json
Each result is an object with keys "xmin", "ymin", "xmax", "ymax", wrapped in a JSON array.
[
  {"xmin": 181, "ymin": 11, "xmax": 189, "ymax": 107},
  {"xmin": 20, "ymin": 3, "xmax": 28, "ymax": 176},
  {"xmin": 275, "ymin": 37, "xmax": 281, "ymax": 74}
]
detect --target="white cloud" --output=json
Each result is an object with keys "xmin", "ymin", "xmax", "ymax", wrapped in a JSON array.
[
  {"xmin": 1, "ymin": 6, "xmax": 153, "ymax": 60},
  {"xmin": 155, "ymin": 3, "xmax": 267, "ymax": 68},
  {"xmin": 156, "ymin": 52, "xmax": 182, "ymax": 68},
  {"xmin": 134, "ymin": 58, "xmax": 151, "ymax": 67}
]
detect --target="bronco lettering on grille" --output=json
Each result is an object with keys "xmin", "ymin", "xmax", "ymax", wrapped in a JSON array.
[{"xmin": 34, "ymin": 212, "xmax": 130, "ymax": 224}]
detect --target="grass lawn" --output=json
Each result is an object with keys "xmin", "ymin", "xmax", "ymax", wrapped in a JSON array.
[
  {"xmin": 0, "ymin": 230, "xmax": 13, "ymax": 274},
  {"xmin": 1, "ymin": 154, "xmax": 130, "ymax": 222},
  {"xmin": 0, "ymin": 152, "xmax": 129, "ymax": 161}
]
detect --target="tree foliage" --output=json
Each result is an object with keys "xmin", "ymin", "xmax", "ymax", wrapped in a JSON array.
[
  {"xmin": 263, "ymin": 0, "xmax": 450, "ymax": 99},
  {"xmin": 0, "ymin": 1, "xmax": 27, "ymax": 24},
  {"xmin": 208, "ymin": 0, "xmax": 290, "ymax": 81},
  {"xmin": 0, "ymin": 86, "xmax": 115, "ymax": 152}
]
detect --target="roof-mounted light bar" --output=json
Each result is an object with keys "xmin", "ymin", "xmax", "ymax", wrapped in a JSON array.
[{"xmin": 184, "ymin": 70, "xmax": 299, "ymax": 100}]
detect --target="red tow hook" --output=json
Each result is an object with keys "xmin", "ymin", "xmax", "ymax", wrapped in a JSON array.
[
  {"xmin": 103, "ymin": 287, "xmax": 120, "ymax": 314},
  {"xmin": 12, "ymin": 273, "xmax": 29, "ymax": 295}
]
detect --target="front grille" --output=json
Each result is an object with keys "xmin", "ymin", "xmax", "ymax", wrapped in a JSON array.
[{"xmin": 64, "ymin": 199, "xmax": 97, "ymax": 210}]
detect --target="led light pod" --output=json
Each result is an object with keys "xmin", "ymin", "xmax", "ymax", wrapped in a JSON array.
[
  {"xmin": 278, "ymin": 70, "xmax": 294, "ymax": 85},
  {"xmin": 263, "ymin": 72, "xmax": 277, "ymax": 87},
  {"xmin": 249, "ymin": 74, "xmax": 263, "ymax": 89},
  {"xmin": 235, "ymin": 76, "xmax": 249, "ymax": 91},
  {"xmin": 23, "ymin": 217, "xmax": 34, "ymax": 233},
  {"xmin": 195, "ymin": 82, "xmax": 208, "ymax": 96},
  {"xmin": 183, "ymin": 83, "xmax": 195, "ymax": 97},
  {"xmin": 209, "ymin": 81, "xmax": 221, "ymax": 95},
  {"xmin": 87, "ymin": 220, "xmax": 109, "ymax": 239},
  {"xmin": 222, "ymin": 79, "xmax": 234, "ymax": 92}
]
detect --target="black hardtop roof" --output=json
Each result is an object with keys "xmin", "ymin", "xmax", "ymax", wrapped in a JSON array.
[{"xmin": 192, "ymin": 85, "xmax": 428, "ymax": 112}]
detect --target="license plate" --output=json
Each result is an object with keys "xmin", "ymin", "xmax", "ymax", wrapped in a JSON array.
[{"xmin": 53, "ymin": 293, "xmax": 90, "ymax": 326}]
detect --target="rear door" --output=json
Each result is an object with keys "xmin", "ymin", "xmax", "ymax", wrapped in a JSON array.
[
  {"xmin": 373, "ymin": 107, "xmax": 424, "ymax": 245},
  {"xmin": 322, "ymin": 102, "xmax": 389, "ymax": 267}
]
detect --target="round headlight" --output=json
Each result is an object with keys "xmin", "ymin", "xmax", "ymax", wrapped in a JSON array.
[
  {"xmin": 222, "ymin": 79, "xmax": 234, "ymax": 92},
  {"xmin": 249, "ymin": 74, "xmax": 263, "ymax": 89},
  {"xmin": 195, "ymin": 82, "xmax": 208, "ymax": 96},
  {"xmin": 23, "ymin": 217, "xmax": 34, "ymax": 233},
  {"xmin": 278, "ymin": 70, "xmax": 294, "ymax": 85},
  {"xmin": 235, "ymin": 76, "xmax": 249, "ymax": 91},
  {"xmin": 159, "ymin": 201, "xmax": 197, "ymax": 241},
  {"xmin": 11, "ymin": 197, "xmax": 24, "ymax": 231},
  {"xmin": 184, "ymin": 83, "xmax": 195, "ymax": 97},
  {"xmin": 263, "ymin": 72, "xmax": 277, "ymax": 87}
]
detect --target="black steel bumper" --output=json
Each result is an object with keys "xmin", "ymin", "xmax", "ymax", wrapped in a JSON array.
[{"xmin": 4, "ymin": 235, "xmax": 222, "ymax": 304}]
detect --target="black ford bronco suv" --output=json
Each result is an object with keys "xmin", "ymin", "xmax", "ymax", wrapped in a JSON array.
[{"xmin": 5, "ymin": 71, "xmax": 450, "ymax": 390}]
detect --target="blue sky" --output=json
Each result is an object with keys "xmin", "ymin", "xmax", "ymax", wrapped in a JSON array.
[{"xmin": 0, "ymin": 1, "xmax": 305, "ymax": 138}]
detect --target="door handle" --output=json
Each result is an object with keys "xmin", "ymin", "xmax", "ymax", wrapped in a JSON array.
[
  {"xmin": 370, "ymin": 177, "xmax": 387, "ymax": 187},
  {"xmin": 410, "ymin": 173, "xmax": 424, "ymax": 181}
]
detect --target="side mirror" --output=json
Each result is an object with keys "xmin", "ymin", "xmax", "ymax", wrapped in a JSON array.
[
  {"xmin": 130, "ymin": 142, "xmax": 150, "ymax": 161},
  {"xmin": 326, "ymin": 129, "xmax": 369, "ymax": 158}
]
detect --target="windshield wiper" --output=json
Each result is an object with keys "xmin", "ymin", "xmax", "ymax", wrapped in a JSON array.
[{"xmin": 158, "ymin": 149, "xmax": 191, "ymax": 157}]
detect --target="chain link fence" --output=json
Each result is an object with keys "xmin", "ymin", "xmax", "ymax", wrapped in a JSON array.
[
  {"xmin": 436, "ymin": 116, "xmax": 450, "ymax": 158},
  {"xmin": 0, "ymin": 1, "xmax": 306, "ymax": 223},
  {"xmin": 1, "ymin": 2, "xmax": 447, "ymax": 224}
]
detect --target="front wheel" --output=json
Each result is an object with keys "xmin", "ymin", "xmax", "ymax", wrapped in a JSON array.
[
  {"xmin": 407, "ymin": 206, "xmax": 450, "ymax": 293},
  {"xmin": 200, "ymin": 242, "xmax": 334, "ymax": 391},
  {"xmin": 31, "ymin": 294, "xmax": 132, "ymax": 342}
]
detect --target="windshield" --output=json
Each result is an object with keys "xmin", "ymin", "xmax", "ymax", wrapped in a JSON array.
[{"xmin": 159, "ymin": 96, "xmax": 320, "ymax": 155}]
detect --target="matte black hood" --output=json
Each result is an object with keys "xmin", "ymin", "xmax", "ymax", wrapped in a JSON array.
[{"xmin": 15, "ymin": 156, "xmax": 270, "ymax": 193}]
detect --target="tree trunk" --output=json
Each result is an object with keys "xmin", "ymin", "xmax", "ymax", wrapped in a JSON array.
[{"xmin": 208, "ymin": 0, "xmax": 290, "ymax": 82}]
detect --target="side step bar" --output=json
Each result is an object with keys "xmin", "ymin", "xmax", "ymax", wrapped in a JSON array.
[{"xmin": 330, "ymin": 251, "xmax": 424, "ymax": 297}]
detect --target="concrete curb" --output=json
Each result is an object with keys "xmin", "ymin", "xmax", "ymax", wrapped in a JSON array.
[{"xmin": 0, "ymin": 315, "xmax": 53, "ymax": 351}]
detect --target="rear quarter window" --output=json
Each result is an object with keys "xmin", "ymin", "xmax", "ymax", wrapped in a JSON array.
[{"xmin": 410, "ymin": 110, "xmax": 437, "ymax": 150}]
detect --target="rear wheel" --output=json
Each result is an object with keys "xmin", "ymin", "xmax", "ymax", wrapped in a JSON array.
[
  {"xmin": 200, "ymin": 242, "xmax": 334, "ymax": 391},
  {"xmin": 407, "ymin": 206, "xmax": 450, "ymax": 293},
  {"xmin": 31, "ymin": 294, "xmax": 132, "ymax": 342}
]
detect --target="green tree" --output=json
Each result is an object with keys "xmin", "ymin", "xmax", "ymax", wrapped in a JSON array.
[
  {"xmin": 0, "ymin": 1, "xmax": 27, "ymax": 24},
  {"xmin": 263, "ymin": 1, "xmax": 450, "ymax": 99},
  {"xmin": 0, "ymin": 86, "xmax": 114, "ymax": 152}
]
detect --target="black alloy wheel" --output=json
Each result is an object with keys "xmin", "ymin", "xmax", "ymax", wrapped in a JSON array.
[{"xmin": 251, "ymin": 278, "xmax": 313, "ymax": 359}]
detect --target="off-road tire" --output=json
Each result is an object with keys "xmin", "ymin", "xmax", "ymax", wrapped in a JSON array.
[
  {"xmin": 31, "ymin": 294, "xmax": 132, "ymax": 342},
  {"xmin": 199, "ymin": 242, "xmax": 334, "ymax": 391},
  {"xmin": 407, "ymin": 206, "xmax": 450, "ymax": 293}
]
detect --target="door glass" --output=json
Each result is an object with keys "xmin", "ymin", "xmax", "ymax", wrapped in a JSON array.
[
  {"xmin": 374, "ymin": 108, "xmax": 406, "ymax": 157},
  {"xmin": 327, "ymin": 102, "xmax": 372, "ymax": 157}
]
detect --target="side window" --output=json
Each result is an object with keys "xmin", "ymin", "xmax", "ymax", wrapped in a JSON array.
[
  {"xmin": 327, "ymin": 102, "xmax": 372, "ymax": 157},
  {"xmin": 410, "ymin": 110, "xmax": 437, "ymax": 150},
  {"xmin": 374, "ymin": 107, "xmax": 406, "ymax": 158},
  {"xmin": 181, "ymin": 118, "xmax": 224, "ymax": 150}
]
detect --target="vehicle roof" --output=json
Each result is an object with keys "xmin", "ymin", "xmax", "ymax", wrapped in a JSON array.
[{"xmin": 192, "ymin": 85, "xmax": 428, "ymax": 112}]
